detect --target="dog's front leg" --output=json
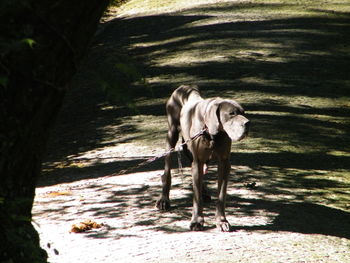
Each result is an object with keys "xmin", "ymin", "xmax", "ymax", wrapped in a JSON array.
[
  {"xmin": 190, "ymin": 160, "xmax": 205, "ymax": 231},
  {"xmin": 156, "ymin": 153, "xmax": 172, "ymax": 210},
  {"xmin": 216, "ymin": 158, "xmax": 231, "ymax": 232}
]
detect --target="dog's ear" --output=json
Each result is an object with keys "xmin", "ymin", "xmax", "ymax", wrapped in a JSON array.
[{"xmin": 204, "ymin": 100, "xmax": 221, "ymax": 135}]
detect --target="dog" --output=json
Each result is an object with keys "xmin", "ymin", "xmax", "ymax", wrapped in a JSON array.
[{"xmin": 156, "ymin": 85, "xmax": 250, "ymax": 231}]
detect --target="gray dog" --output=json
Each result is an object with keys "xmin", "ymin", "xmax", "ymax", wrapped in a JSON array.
[{"xmin": 156, "ymin": 85, "xmax": 250, "ymax": 231}]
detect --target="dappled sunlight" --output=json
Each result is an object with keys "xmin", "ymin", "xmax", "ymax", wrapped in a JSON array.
[
  {"xmin": 131, "ymin": 35, "xmax": 193, "ymax": 49},
  {"xmin": 36, "ymin": 0, "xmax": 350, "ymax": 262},
  {"xmin": 155, "ymin": 52, "xmax": 231, "ymax": 67},
  {"xmin": 41, "ymin": 0, "xmax": 350, "ymax": 217},
  {"xmin": 115, "ymin": 0, "xmax": 240, "ymax": 18}
]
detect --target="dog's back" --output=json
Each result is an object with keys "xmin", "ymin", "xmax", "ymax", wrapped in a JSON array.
[
  {"xmin": 166, "ymin": 85, "xmax": 202, "ymax": 125},
  {"xmin": 167, "ymin": 84, "xmax": 201, "ymax": 109}
]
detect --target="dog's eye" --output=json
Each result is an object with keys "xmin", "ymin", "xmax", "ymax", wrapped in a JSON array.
[{"xmin": 229, "ymin": 111, "xmax": 237, "ymax": 116}]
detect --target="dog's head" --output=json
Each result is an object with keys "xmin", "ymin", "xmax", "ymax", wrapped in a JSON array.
[{"xmin": 204, "ymin": 99, "xmax": 250, "ymax": 141}]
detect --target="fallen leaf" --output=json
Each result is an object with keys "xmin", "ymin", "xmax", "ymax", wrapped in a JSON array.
[{"xmin": 70, "ymin": 219, "xmax": 104, "ymax": 233}]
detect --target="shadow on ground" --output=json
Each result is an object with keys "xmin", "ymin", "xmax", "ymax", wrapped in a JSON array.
[
  {"xmin": 231, "ymin": 199, "xmax": 350, "ymax": 239},
  {"xmin": 39, "ymin": 1, "xmax": 350, "ymax": 241}
]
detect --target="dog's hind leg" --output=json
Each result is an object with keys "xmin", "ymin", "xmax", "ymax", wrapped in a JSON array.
[{"xmin": 156, "ymin": 107, "xmax": 180, "ymax": 210}]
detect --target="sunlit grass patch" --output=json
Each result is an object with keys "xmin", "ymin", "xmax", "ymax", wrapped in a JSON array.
[{"xmin": 113, "ymin": 0, "xmax": 350, "ymax": 19}]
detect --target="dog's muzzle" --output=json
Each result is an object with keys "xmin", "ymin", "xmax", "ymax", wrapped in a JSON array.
[{"xmin": 223, "ymin": 117, "xmax": 250, "ymax": 142}]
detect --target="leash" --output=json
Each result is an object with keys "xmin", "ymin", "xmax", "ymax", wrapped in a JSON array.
[
  {"xmin": 177, "ymin": 149, "xmax": 184, "ymax": 177},
  {"xmin": 115, "ymin": 127, "xmax": 208, "ymax": 176}
]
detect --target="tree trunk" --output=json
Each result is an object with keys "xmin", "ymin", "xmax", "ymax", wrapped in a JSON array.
[{"xmin": 0, "ymin": 1, "xmax": 109, "ymax": 262}]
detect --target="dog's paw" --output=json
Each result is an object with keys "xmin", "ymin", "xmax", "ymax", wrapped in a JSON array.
[
  {"xmin": 190, "ymin": 222, "xmax": 204, "ymax": 231},
  {"xmin": 190, "ymin": 217, "xmax": 205, "ymax": 231},
  {"xmin": 155, "ymin": 197, "xmax": 170, "ymax": 211},
  {"xmin": 216, "ymin": 220, "xmax": 232, "ymax": 232}
]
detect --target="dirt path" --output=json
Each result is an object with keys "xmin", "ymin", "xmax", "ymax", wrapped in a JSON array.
[
  {"xmin": 33, "ymin": 170, "xmax": 349, "ymax": 263},
  {"xmin": 33, "ymin": 0, "xmax": 350, "ymax": 262}
]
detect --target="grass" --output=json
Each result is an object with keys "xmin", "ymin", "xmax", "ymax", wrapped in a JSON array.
[{"xmin": 116, "ymin": 0, "xmax": 349, "ymax": 212}]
